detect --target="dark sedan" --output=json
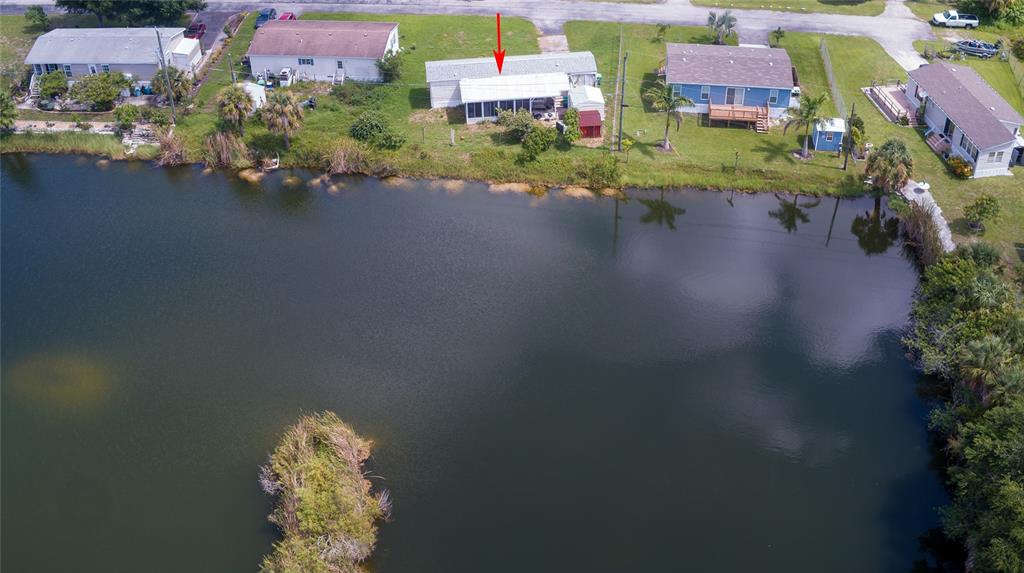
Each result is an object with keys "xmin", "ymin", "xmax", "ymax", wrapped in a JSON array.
[{"xmin": 254, "ymin": 8, "xmax": 277, "ymax": 28}]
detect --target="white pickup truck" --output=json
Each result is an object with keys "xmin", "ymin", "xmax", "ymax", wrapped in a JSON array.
[{"xmin": 931, "ymin": 9, "xmax": 980, "ymax": 28}]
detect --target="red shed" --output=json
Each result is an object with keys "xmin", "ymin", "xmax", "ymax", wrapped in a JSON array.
[{"xmin": 578, "ymin": 110, "xmax": 602, "ymax": 138}]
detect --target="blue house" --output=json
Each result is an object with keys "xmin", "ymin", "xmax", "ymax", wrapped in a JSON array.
[
  {"xmin": 812, "ymin": 118, "xmax": 846, "ymax": 152},
  {"xmin": 664, "ymin": 44, "xmax": 796, "ymax": 132}
]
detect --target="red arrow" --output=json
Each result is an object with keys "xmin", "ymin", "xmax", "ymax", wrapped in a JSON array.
[{"xmin": 493, "ymin": 13, "xmax": 505, "ymax": 73}]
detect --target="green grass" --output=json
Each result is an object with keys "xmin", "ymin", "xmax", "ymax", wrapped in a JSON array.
[
  {"xmin": 0, "ymin": 13, "xmax": 103, "ymax": 91},
  {"xmin": 691, "ymin": 0, "xmax": 884, "ymax": 15},
  {"xmin": 0, "ymin": 131, "xmax": 157, "ymax": 159},
  {"xmin": 194, "ymin": 12, "xmax": 258, "ymax": 109},
  {"xmin": 904, "ymin": 0, "xmax": 1022, "ymax": 36}
]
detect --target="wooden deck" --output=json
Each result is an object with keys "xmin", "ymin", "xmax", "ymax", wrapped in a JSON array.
[{"xmin": 707, "ymin": 104, "xmax": 770, "ymax": 133}]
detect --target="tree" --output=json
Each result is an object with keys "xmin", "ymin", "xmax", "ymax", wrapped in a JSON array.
[
  {"xmin": 376, "ymin": 52, "xmax": 403, "ymax": 83},
  {"xmin": 640, "ymin": 190, "xmax": 686, "ymax": 230},
  {"xmin": 580, "ymin": 155, "xmax": 621, "ymax": 188},
  {"xmin": 964, "ymin": 195, "xmax": 1001, "ymax": 232},
  {"xmin": 519, "ymin": 125, "xmax": 556, "ymax": 162},
  {"xmin": 960, "ymin": 335, "xmax": 1011, "ymax": 393},
  {"xmin": 68, "ymin": 72, "xmax": 129, "ymax": 111},
  {"xmin": 562, "ymin": 108, "xmax": 582, "ymax": 143},
  {"xmin": 0, "ymin": 91, "xmax": 16, "ymax": 133},
  {"xmin": 621, "ymin": 136, "xmax": 635, "ymax": 163},
  {"xmin": 496, "ymin": 108, "xmax": 535, "ymax": 142},
  {"xmin": 263, "ymin": 91, "xmax": 304, "ymax": 150},
  {"xmin": 55, "ymin": 0, "xmax": 207, "ymax": 26},
  {"xmin": 151, "ymin": 66, "xmax": 193, "ymax": 105},
  {"xmin": 770, "ymin": 27, "xmax": 785, "ymax": 47},
  {"xmin": 707, "ymin": 11, "xmax": 737, "ymax": 45},
  {"xmin": 865, "ymin": 138, "xmax": 914, "ymax": 195},
  {"xmin": 655, "ymin": 24, "xmax": 669, "ymax": 43},
  {"xmin": 25, "ymin": 6, "xmax": 50, "ymax": 30},
  {"xmin": 113, "ymin": 103, "xmax": 139, "ymax": 132},
  {"xmin": 38, "ymin": 71, "xmax": 68, "ymax": 100},
  {"xmin": 642, "ymin": 78, "xmax": 692, "ymax": 151},
  {"xmin": 783, "ymin": 92, "xmax": 829, "ymax": 159},
  {"xmin": 216, "ymin": 84, "xmax": 252, "ymax": 135}
]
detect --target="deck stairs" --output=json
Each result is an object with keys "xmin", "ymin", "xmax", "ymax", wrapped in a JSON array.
[
  {"xmin": 926, "ymin": 131, "xmax": 950, "ymax": 155},
  {"xmin": 755, "ymin": 106, "xmax": 769, "ymax": 134},
  {"xmin": 29, "ymin": 74, "xmax": 40, "ymax": 97}
]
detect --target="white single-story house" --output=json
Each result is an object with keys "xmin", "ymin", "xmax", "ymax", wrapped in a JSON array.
[
  {"xmin": 24, "ymin": 27, "xmax": 202, "ymax": 93},
  {"xmin": 664, "ymin": 43, "xmax": 796, "ymax": 125},
  {"xmin": 246, "ymin": 20, "xmax": 399, "ymax": 84},
  {"xmin": 905, "ymin": 60, "xmax": 1023, "ymax": 177},
  {"xmin": 425, "ymin": 52, "xmax": 599, "ymax": 123}
]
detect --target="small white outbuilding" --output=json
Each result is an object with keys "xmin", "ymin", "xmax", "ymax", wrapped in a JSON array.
[{"xmin": 568, "ymin": 85, "xmax": 606, "ymax": 120}]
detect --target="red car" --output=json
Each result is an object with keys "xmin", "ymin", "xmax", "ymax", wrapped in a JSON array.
[
  {"xmin": 185, "ymin": 22, "xmax": 206, "ymax": 39},
  {"xmin": 278, "ymin": 12, "xmax": 297, "ymax": 20}
]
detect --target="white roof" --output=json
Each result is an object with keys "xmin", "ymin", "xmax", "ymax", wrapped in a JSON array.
[
  {"xmin": 25, "ymin": 27, "xmax": 183, "ymax": 65},
  {"xmin": 569, "ymin": 85, "xmax": 604, "ymax": 106},
  {"xmin": 171, "ymin": 37, "xmax": 199, "ymax": 55},
  {"xmin": 459, "ymin": 72, "xmax": 570, "ymax": 104},
  {"xmin": 427, "ymin": 52, "xmax": 597, "ymax": 83},
  {"xmin": 818, "ymin": 117, "xmax": 846, "ymax": 132}
]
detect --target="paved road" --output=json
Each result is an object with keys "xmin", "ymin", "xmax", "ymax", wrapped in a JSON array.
[{"xmin": 3, "ymin": 0, "xmax": 935, "ymax": 70}]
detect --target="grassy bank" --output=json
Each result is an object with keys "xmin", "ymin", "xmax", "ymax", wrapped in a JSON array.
[
  {"xmin": 0, "ymin": 131, "xmax": 157, "ymax": 159},
  {"xmin": 691, "ymin": 0, "xmax": 884, "ymax": 15}
]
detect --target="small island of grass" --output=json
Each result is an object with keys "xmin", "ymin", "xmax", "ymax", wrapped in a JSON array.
[{"xmin": 258, "ymin": 412, "xmax": 391, "ymax": 573}]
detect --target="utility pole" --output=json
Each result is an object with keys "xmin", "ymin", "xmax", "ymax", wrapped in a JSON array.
[
  {"xmin": 154, "ymin": 29, "xmax": 176, "ymax": 124},
  {"xmin": 842, "ymin": 101, "xmax": 856, "ymax": 171},
  {"xmin": 228, "ymin": 51, "xmax": 236, "ymax": 83},
  {"xmin": 617, "ymin": 51, "xmax": 629, "ymax": 152}
]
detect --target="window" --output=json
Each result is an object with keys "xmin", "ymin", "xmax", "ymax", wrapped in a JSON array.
[
  {"xmin": 959, "ymin": 133, "xmax": 979, "ymax": 161},
  {"xmin": 63, "ymin": 64, "xmax": 72, "ymax": 78},
  {"xmin": 45, "ymin": 63, "xmax": 59, "ymax": 73},
  {"xmin": 482, "ymin": 101, "xmax": 497, "ymax": 117},
  {"xmin": 298, "ymin": 58, "xmax": 314, "ymax": 66},
  {"xmin": 337, "ymin": 60, "xmax": 344, "ymax": 69},
  {"xmin": 768, "ymin": 89, "xmax": 779, "ymax": 105},
  {"xmin": 987, "ymin": 151, "xmax": 1004, "ymax": 163},
  {"xmin": 466, "ymin": 102, "xmax": 482, "ymax": 119},
  {"xmin": 700, "ymin": 85, "xmax": 710, "ymax": 101},
  {"xmin": 89, "ymin": 64, "xmax": 97, "ymax": 74},
  {"xmin": 825, "ymin": 131, "xmax": 834, "ymax": 142},
  {"xmin": 671, "ymin": 84, "xmax": 683, "ymax": 97},
  {"xmin": 33, "ymin": 64, "xmax": 42, "ymax": 75},
  {"xmin": 101, "ymin": 64, "xmax": 110, "ymax": 73}
]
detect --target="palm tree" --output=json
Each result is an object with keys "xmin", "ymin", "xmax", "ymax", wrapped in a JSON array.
[
  {"xmin": 865, "ymin": 138, "xmax": 914, "ymax": 195},
  {"xmin": 263, "ymin": 91, "xmax": 304, "ymax": 150},
  {"xmin": 642, "ymin": 79, "xmax": 693, "ymax": 151},
  {"xmin": 707, "ymin": 11, "xmax": 737, "ymax": 45},
  {"xmin": 217, "ymin": 85, "xmax": 253, "ymax": 136},
  {"xmin": 152, "ymin": 66, "xmax": 193, "ymax": 104},
  {"xmin": 640, "ymin": 190, "xmax": 685, "ymax": 230},
  {"xmin": 784, "ymin": 93, "xmax": 829, "ymax": 159},
  {"xmin": 961, "ymin": 335, "xmax": 1011, "ymax": 398}
]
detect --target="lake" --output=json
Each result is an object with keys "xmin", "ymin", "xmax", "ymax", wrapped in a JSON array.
[{"xmin": 1, "ymin": 154, "xmax": 946, "ymax": 572}]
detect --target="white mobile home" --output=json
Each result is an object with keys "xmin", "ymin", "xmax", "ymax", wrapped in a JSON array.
[
  {"xmin": 247, "ymin": 20, "xmax": 399, "ymax": 84},
  {"xmin": 24, "ymin": 27, "xmax": 201, "ymax": 92},
  {"xmin": 905, "ymin": 61, "xmax": 1023, "ymax": 177},
  {"xmin": 425, "ymin": 52, "xmax": 599, "ymax": 123}
]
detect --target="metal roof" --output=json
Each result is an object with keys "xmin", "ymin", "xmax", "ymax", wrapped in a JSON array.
[
  {"xmin": 248, "ymin": 20, "xmax": 398, "ymax": 59},
  {"xmin": 24, "ymin": 27, "xmax": 183, "ymax": 65},
  {"xmin": 578, "ymin": 110, "xmax": 602, "ymax": 127},
  {"xmin": 909, "ymin": 61, "xmax": 1022, "ymax": 149},
  {"xmin": 664, "ymin": 43, "xmax": 794, "ymax": 89},
  {"xmin": 426, "ymin": 51, "xmax": 597, "ymax": 83},
  {"xmin": 568, "ymin": 85, "xmax": 605, "ymax": 106},
  {"xmin": 458, "ymin": 72, "xmax": 570, "ymax": 104},
  {"xmin": 817, "ymin": 117, "xmax": 846, "ymax": 132}
]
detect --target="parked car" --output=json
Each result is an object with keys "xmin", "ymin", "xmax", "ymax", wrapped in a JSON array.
[
  {"xmin": 278, "ymin": 12, "xmax": 297, "ymax": 20},
  {"xmin": 931, "ymin": 9, "xmax": 980, "ymax": 28},
  {"xmin": 255, "ymin": 8, "xmax": 277, "ymax": 28},
  {"xmin": 185, "ymin": 22, "xmax": 206, "ymax": 39}
]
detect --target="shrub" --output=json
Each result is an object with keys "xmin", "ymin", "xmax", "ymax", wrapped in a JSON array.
[
  {"xmin": 901, "ymin": 201, "xmax": 944, "ymax": 268},
  {"xmin": 24, "ymin": 6, "xmax": 49, "ymax": 30},
  {"xmin": 146, "ymin": 109, "xmax": 170, "ymax": 128},
  {"xmin": 156, "ymin": 130, "xmax": 187, "ymax": 166},
  {"xmin": 0, "ymin": 90, "xmax": 15, "ymax": 133},
  {"xmin": 376, "ymin": 51, "xmax": 403, "ymax": 82},
  {"xmin": 519, "ymin": 125, "xmax": 557, "ymax": 162},
  {"xmin": 578, "ymin": 155, "xmax": 621, "ymax": 188},
  {"xmin": 258, "ymin": 412, "xmax": 389, "ymax": 573},
  {"xmin": 497, "ymin": 108, "xmax": 535, "ymax": 142},
  {"xmin": 948, "ymin": 155, "xmax": 974, "ymax": 178},
  {"xmin": 68, "ymin": 72, "xmax": 129, "ymax": 111},
  {"xmin": 331, "ymin": 82, "xmax": 389, "ymax": 107},
  {"xmin": 152, "ymin": 66, "xmax": 193, "ymax": 105},
  {"xmin": 964, "ymin": 194, "xmax": 1000, "ymax": 230},
  {"xmin": 562, "ymin": 108, "xmax": 582, "ymax": 143},
  {"xmin": 372, "ymin": 129, "xmax": 406, "ymax": 150},
  {"xmin": 848, "ymin": 112, "xmax": 865, "ymax": 136},
  {"xmin": 898, "ymin": 114, "xmax": 910, "ymax": 126},
  {"xmin": 113, "ymin": 104, "xmax": 139, "ymax": 131},
  {"xmin": 1011, "ymin": 33, "xmax": 1024, "ymax": 60},
  {"xmin": 203, "ymin": 132, "xmax": 250, "ymax": 168},
  {"xmin": 38, "ymin": 71, "xmax": 68, "ymax": 99},
  {"xmin": 349, "ymin": 110, "xmax": 391, "ymax": 142}
]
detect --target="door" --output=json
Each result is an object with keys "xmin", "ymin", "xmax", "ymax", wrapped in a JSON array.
[
  {"xmin": 725, "ymin": 87, "xmax": 744, "ymax": 105},
  {"xmin": 943, "ymin": 117, "xmax": 954, "ymax": 138}
]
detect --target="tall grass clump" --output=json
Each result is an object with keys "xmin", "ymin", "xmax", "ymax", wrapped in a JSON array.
[
  {"xmin": 156, "ymin": 130, "xmax": 188, "ymax": 166},
  {"xmin": 202, "ymin": 132, "xmax": 250, "ymax": 168},
  {"xmin": 258, "ymin": 412, "xmax": 391, "ymax": 573}
]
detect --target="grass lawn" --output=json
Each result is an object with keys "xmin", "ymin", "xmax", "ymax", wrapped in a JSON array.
[
  {"xmin": 0, "ymin": 13, "xmax": 103, "ymax": 92},
  {"xmin": 691, "ymin": 0, "xmax": 884, "ymax": 15},
  {"xmin": 194, "ymin": 12, "xmax": 257, "ymax": 109},
  {"xmin": 904, "ymin": 0, "xmax": 1022, "ymax": 36}
]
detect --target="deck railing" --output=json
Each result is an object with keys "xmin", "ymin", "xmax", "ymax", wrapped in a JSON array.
[{"xmin": 708, "ymin": 103, "xmax": 765, "ymax": 122}]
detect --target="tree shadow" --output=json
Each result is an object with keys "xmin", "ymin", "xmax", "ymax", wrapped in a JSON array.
[
  {"xmin": 445, "ymin": 107, "xmax": 466, "ymax": 124},
  {"xmin": 639, "ymin": 190, "xmax": 685, "ymax": 230},
  {"xmin": 768, "ymin": 193, "xmax": 816, "ymax": 233},
  {"xmin": 408, "ymin": 87, "xmax": 430, "ymax": 110},
  {"xmin": 691, "ymin": 33, "xmax": 717, "ymax": 45},
  {"xmin": 249, "ymin": 132, "xmax": 285, "ymax": 157},
  {"xmin": 851, "ymin": 201, "xmax": 899, "ymax": 256},
  {"xmin": 753, "ymin": 139, "xmax": 797, "ymax": 164},
  {"xmin": 948, "ymin": 216, "xmax": 974, "ymax": 237},
  {"xmin": 640, "ymin": 73, "xmax": 662, "ymax": 113}
]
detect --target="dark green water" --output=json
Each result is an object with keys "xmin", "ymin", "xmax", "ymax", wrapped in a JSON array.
[{"xmin": 2, "ymin": 154, "xmax": 946, "ymax": 572}]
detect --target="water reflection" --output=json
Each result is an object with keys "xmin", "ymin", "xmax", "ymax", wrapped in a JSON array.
[
  {"xmin": 851, "ymin": 198, "xmax": 899, "ymax": 256},
  {"xmin": 768, "ymin": 193, "xmax": 821, "ymax": 233},
  {"xmin": 639, "ymin": 190, "xmax": 685, "ymax": 230}
]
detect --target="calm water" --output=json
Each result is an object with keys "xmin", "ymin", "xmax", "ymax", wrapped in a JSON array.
[{"xmin": 2, "ymin": 154, "xmax": 945, "ymax": 572}]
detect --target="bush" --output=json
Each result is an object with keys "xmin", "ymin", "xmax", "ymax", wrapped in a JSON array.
[
  {"xmin": 948, "ymin": 155, "xmax": 974, "ymax": 178},
  {"xmin": 113, "ymin": 104, "xmax": 139, "ymax": 131},
  {"xmin": 964, "ymin": 194, "xmax": 1000, "ymax": 229},
  {"xmin": 38, "ymin": 71, "xmax": 68, "ymax": 99},
  {"xmin": 376, "ymin": 51, "xmax": 403, "ymax": 83},
  {"xmin": 324, "ymin": 141, "xmax": 368, "ymax": 174},
  {"xmin": 578, "ymin": 155, "xmax": 621, "ymax": 188},
  {"xmin": 349, "ymin": 110, "xmax": 391, "ymax": 142},
  {"xmin": 1011, "ymin": 33, "xmax": 1024, "ymax": 60},
  {"xmin": 519, "ymin": 125, "xmax": 557, "ymax": 162},
  {"xmin": 372, "ymin": 129, "xmax": 406, "ymax": 150},
  {"xmin": 497, "ymin": 108, "xmax": 535, "ymax": 142},
  {"xmin": 68, "ymin": 72, "xmax": 129, "ymax": 111},
  {"xmin": 562, "ymin": 108, "xmax": 582, "ymax": 143},
  {"xmin": 848, "ymin": 112, "xmax": 865, "ymax": 136},
  {"xmin": 156, "ymin": 130, "xmax": 187, "ymax": 166},
  {"xmin": 24, "ymin": 6, "xmax": 49, "ymax": 30},
  {"xmin": 146, "ymin": 108, "xmax": 170, "ymax": 128},
  {"xmin": 258, "ymin": 412, "xmax": 389, "ymax": 573},
  {"xmin": 0, "ymin": 91, "xmax": 16, "ymax": 133},
  {"xmin": 331, "ymin": 82, "xmax": 389, "ymax": 107}
]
